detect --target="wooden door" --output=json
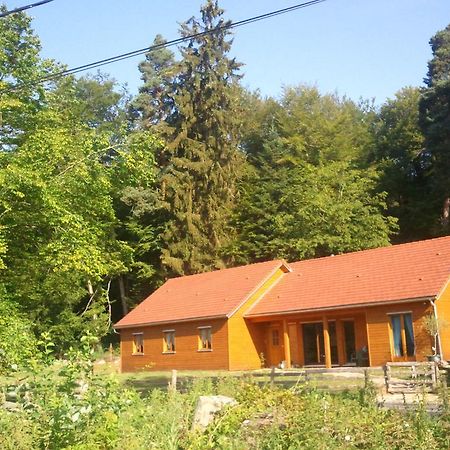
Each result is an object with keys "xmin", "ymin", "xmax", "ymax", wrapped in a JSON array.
[{"xmin": 267, "ymin": 326, "xmax": 283, "ymax": 367}]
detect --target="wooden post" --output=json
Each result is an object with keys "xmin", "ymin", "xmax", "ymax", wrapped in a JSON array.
[
  {"xmin": 109, "ymin": 343, "xmax": 114, "ymax": 363},
  {"xmin": 323, "ymin": 317, "xmax": 332, "ymax": 369},
  {"xmin": 431, "ymin": 363, "xmax": 437, "ymax": 390},
  {"xmin": 283, "ymin": 319, "xmax": 291, "ymax": 369},
  {"xmin": 336, "ymin": 320, "xmax": 346, "ymax": 366},
  {"xmin": 169, "ymin": 369, "xmax": 177, "ymax": 392},
  {"xmin": 270, "ymin": 366, "xmax": 276, "ymax": 386},
  {"xmin": 384, "ymin": 364, "xmax": 390, "ymax": 393},
  {"xmin": 296, "ymin": 322, "xmax": 305, "ymax": 367},
  {"xmin": 364, "ymin": 368, "xmax": 370, "ymax": 388}
]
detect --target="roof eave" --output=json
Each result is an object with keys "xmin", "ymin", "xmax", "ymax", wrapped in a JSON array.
[
  {"xmin": 114, "ymin": 314, "xmax": 228, "ymax": 330},
  {"xmin": 244, "ymin": 295, "xmax": 436, "ymax": 319}
]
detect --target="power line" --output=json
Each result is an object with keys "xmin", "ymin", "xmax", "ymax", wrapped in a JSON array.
[
  {"xmin": 0, "ymin": 0, "xmax": 55, "ymax": 18},
  {"xmin": 1, "ymin": 0, "xmax": 326, "ymax": 94}
]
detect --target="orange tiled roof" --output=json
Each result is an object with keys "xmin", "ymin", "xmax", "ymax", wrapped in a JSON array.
[
  {"xmin": 114, "ymin": 260, "xmax": 286, "ymax": 328},
  {"xmin": 246, "ymin": 236, "xmax": 450, "ymax": 317}
]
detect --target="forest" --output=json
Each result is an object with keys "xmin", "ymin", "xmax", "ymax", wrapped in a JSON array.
[{"xmin": 0, "ymin": 0, "xmax": 449, "ymax": 366}]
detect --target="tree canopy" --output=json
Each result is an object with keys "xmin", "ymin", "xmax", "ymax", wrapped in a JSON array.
[{"xmin": 0, "ymin": 1, "xmax": 449, "ymax": 355}]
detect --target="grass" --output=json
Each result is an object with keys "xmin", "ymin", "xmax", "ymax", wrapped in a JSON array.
[{"xmin": 92, "ymin": 359, "xmax": 386, "ymax": 395}]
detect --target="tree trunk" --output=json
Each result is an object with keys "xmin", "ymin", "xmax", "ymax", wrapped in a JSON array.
[
  {"xmin": 442, "ymin": 197, "xmax": 450, "ymax": 228},
  {"xmin": 118, "ymin": 276, "xmax": 129, "ymax": 316}
]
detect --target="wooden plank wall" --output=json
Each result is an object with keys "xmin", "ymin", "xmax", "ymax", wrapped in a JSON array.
[
  {"xmin": 365, "ymin": 301, "xmax": 432, "ymax": 366},
  {"xmin": 436, "ymin": 279, "xmax": 450, "ymax": 360},
  {"xmin": 120, "ymin": 318, "xmax": 229, "ymax": 372},
  {"xmin": 252, "ymin": 302, "xmax": 432, "ymax": 368},
  {"xmin": 227, "ymin": 267, "xmax": 289, "ymax": 370}
]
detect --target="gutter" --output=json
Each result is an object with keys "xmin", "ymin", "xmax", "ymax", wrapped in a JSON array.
[{"xmin": 430, "ymin": 298, "xmax": 443, "ymax": 357}]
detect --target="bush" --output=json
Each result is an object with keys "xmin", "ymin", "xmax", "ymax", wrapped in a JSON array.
[
  {"xmin": 3, "ymin": 355, "xmax": 450, "ymax": 449},
  {"xmin": 0, "ymin": 299, "xmax": 39, "ymax": 374}
]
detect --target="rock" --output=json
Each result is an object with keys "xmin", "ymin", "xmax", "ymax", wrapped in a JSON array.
[
  {"xmin": 192, "ymin": 395, "xmax": 237, "ymax": 431},
  {"xmin": 5, "ymin": 391, "xmax": 18, "ymax": 402},
  {"xmin": 3, "ymin": 401, "xmax": 21, "ymax": 411}
]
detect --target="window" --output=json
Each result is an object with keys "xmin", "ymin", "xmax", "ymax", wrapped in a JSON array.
[
  {"xmin": 272, "ymin": 329, "xmax": 280, "ymax": 346},
  {"xmin": 198, "ymin": 327, "xmax": 212, "ymax": 351},
  {"xmin": 132, "ymin": 333, "xmax": 144, "ymax": 354},
  {"xmin": 163, "ymin": 330, "xmax": 176, "ymax": 353},
  {"xmin": 390, "ymin": 313, "xmax": 415, "ymax": 358}
]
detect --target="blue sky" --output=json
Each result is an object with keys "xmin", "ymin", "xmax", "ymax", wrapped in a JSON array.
[{"xmin": 9, "ymin": 0, "xmax": 450, "ymax": 104}]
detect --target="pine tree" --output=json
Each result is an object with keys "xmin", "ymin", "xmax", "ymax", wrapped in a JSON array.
[
  {"xmin": 419, "ymin": 24, "xmax": 450, "ymax": 229},
  {"xmin": 131, "ymin": 34, "xmax": 176, "ymax": 128},
  {"xmin": 158, "ymin": 0, "xmax": 243, "ymax": 276}
]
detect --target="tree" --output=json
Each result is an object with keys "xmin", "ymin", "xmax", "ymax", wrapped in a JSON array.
[
  {"xmin": 130, "ymin": 34, "xmax": 176, "ymax": 128},
  {"xmin": 0, "ymin": 5, "xmax": 52, "ymax": 149},
  {"xmin": 148, "ymin": 0, "xmax": 243, "ymax": 276},
  {"xmin": 372, "ymin": 87, "xmax": 430, "ymax": 242},
  {"xmin": 276, "ymin": 86, "xmax": 374, "ymax": 165},
  {"xmin": 0, "ymin": 96, "xmax": 132, "ymax": 347},
  {"xmin": 229, "ymin": 86, "xmax": 397, "ymax": 263},
  {"xmin": 231, "ymin": 161, "xmax": 396, "ymax": 263},
  {"xmin": 419, "ymin": 23, "xmax": 450, "ymax": 230},
  {"xmin": 73, "ymin": 73, "xmax": 128, "ymax": 135}
]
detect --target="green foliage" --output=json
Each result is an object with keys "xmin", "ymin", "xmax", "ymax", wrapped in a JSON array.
[
  {"xmin": 277, "ymin": 86, "xmax": 375, "ymax": 165},
  {"xmin": 0, "ymin": 103, "xmax": 131, "ymax": 346},
  {"xmin": 233, "ymin": 86, "xmax": 396, "ymax": 263},
  {"xmin": 0, "ymin": 5, "xmax": 53, "ymax": 149},
  {"xmin": 0, "ymin": 298, "xmax": 39, "ymax": 374},
  {"xmin": 372, "ymin": 87, "xmax": 430, "ymax": 242},
  {"xmin": 131, "ymin": 34, "xmax": 177, "ymax": 128},
  {"xmin": 232, "ymin": 161, "xmax": 397, "ymax": 262},
  {"xmin": 419, "ymin": 23, "xmax": 450, "ymax": 232},
  {"xmin": 137, "ymin": 0, "xmax": 244, "ymax": 276},
  {"xmin": 3, "ymin": 368, "xmax": 450, "ymax": 450},
  {"xmin": 0, "ymin": 2, "xmax": 449, "ymax": 358}
]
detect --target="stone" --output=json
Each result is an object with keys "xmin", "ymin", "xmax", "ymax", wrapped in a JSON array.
[
  {"xmin": 3, "ymin": 401, "xmax": 21, "ymax": 411},
  {"xmin": 192, "ymin": 395, "xmax": 237, "ymax": 431},
  {"xmin": 5, "ymin": 391, "xmax": 18, "ymax": 402}
]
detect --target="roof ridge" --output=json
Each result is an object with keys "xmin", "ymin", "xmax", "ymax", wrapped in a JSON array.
[
  {"xmin": 289, "ymin": 236, "xmax": 450, "ymax": 266},
  {"xmin": 165, "ymin": 259, "xmax": 285, "ymax": 282}
]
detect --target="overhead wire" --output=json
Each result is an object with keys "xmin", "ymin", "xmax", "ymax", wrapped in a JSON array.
[
  {"xmin": 0, "ymin": 0, "xmax": 54, "ymax": 18},
  {"xmin": 0, "ymin": 0, "xmax": 326, "ymax": 94}
]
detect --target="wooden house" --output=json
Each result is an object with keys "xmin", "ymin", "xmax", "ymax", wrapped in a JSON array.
[{"xmin": 115, "ymin": 237, "xmax": 450, "ymax": 372}]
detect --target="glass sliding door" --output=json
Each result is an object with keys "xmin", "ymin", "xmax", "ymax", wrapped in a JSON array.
[
  {"xmin": 342, "ymin": 320, "xmax": 356, "ymax": 363},
  {"xmin": 390, "ymin": 313, "xmax": 415, "ymax": 361},
  {"xmin": 302, "ymin": 323, "xmax": 324, "ymax": 365}
]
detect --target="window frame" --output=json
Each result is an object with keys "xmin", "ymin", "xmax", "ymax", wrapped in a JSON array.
[
  {"xmin": 198, "ymin": 326, "xmax": 213, "ymax": 352},
  {"xmin": 387, "ymin": 311, "xmax": 416, "ymax": 360},
  {"xmin": 132, "ymin": 332, "xmax": 144, "ymax": 355},
  {"xmin": 272, "ymin": 329, "xmax": 280, "ymax": 346},
  {"xmin": 162, "ymin": 329, "xmax": 176, "ymax": 354}
]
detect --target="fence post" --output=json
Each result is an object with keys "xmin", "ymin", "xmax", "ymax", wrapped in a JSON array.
[
  {"xmin": 270, "ymin": 366, "xmax": 275, "ymax": 387},
  {"xmin": 364, "ymin": 368, "xmax": 369, "ymax": 388},
  {"xmin": 169, "ymin": 369, "xmax": 177, "ymax": 392},
  {"xmin": 431, "ymin": 363, "xmax": 437, "ymax": 390},
  {"xmin": 383, "ymin": 365, "xmax": 390, "ymax": 393}
]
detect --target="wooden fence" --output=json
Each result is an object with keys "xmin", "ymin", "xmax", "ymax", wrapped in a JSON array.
[{"xmin": 383, "ymin": 362, "xmax": 439, "ymax": 393}]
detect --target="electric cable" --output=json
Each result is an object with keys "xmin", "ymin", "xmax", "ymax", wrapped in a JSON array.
[
  {"xmin": 0, "ymin": 0, "xmax": 54, "ymax": 18},
  {"xmin": 0, "ymin": 0, "xmax": 326, "ymax": 94}
]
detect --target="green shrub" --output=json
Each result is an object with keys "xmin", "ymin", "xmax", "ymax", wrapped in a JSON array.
[
  {"xmin": 0, "ymin": 299, "xmax": 39, "ymax": 374},
  {"xmin": 3, "ymin": 357, "xmax": 450, "ymax": 449}
]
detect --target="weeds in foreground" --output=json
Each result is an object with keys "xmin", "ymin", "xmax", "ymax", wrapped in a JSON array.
[{"xmin": 2, "ymin": 347, "xmax": 450, "ymax": 449}]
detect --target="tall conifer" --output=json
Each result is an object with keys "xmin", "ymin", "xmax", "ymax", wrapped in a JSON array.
[
  {"xmin": 158, "ymin": 0, "xmax": 242, "ymax": 275},
  {"xmin": 419, "ymin": 24, "xmax": 450, "ymax": 229}
]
